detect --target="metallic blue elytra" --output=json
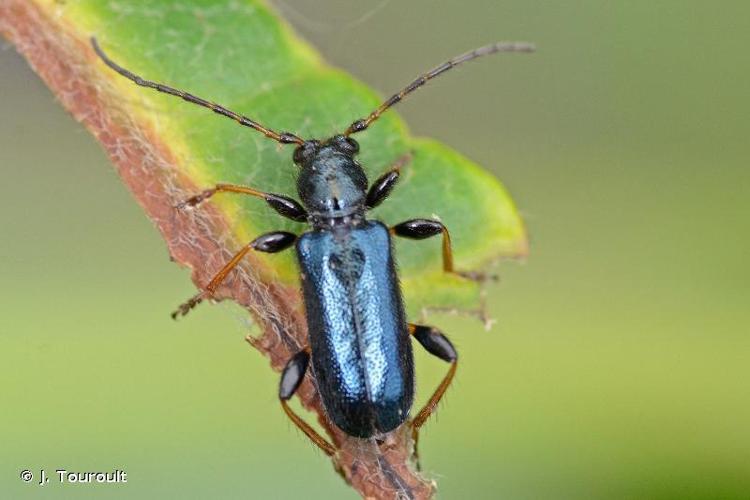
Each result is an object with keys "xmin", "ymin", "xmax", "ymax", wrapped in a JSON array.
[{"xmin": 296, "ymin": 221, "xmax": 414, "ymax": 437}]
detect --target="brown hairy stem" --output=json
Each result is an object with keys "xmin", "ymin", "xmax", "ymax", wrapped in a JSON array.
[{"xmin": 0, "ymin": 1, "xmax": 434, "ymax": 498}]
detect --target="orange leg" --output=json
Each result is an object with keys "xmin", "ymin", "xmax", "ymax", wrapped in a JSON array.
[
  {"xmin": 171, "ymin": 231, "xmax": 296, "ymax": 318},
  {"xmin": 279, "ymin": 349, "xmax": 336, "ymax": 456},
  {"xmin": 176, "ymin": 183, "xmax": 265, "ymax": 208},
  {"xmin": 391, "ymin": 219, "xmax": 454, "ymax": 273},
  {"xmin": 176, "ymin": 183, "xmax": 307, "ymax": 222},
  {"xmin": 408, "ymin": 323, "xmax": 458, "ymax": 471}
]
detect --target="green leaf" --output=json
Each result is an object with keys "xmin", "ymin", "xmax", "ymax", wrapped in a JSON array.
[
  {"xmin": 65, "ymin": 0, "xmax": 526, "ymax": 315},
  {"xmin": 2, "ymin": 0, "xmax": 526, "ymax": 497}
]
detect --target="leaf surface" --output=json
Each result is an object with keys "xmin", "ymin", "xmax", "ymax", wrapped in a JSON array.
[{"xmin": 0, "ymin": 1, "xmax": 527, "ymax": 497}]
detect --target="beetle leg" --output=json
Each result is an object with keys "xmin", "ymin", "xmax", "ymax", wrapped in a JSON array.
[
  {"xmin": 171, "ymin": 231, "xmax": 297, "ymax": 318},
  {"xmin": 365, "ymin": 152, "xmax": 413, "ymax": 209},
  {"xmin": 408, "ymin": 323, "xmax": 458, "ymax": 471},
  {"xmin": 391, "ymin": 219, "xmax": 454, "ymax": 273},
  {"xmin": 176, "ymin": 183, "xmax": 307, "ymax": 222},
  {"xmin": 279, "ymin": 349, "xmax": 337, "ymax": 457}
]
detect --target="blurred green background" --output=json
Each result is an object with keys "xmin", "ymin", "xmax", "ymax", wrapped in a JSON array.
[{"xmin": 1, "ymin": 1, "xmax": 748, "ymax": 498}]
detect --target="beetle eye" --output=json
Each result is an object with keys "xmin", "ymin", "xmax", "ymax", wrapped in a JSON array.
[
  {"xmin": 293, "ymin": 146, "xmax": 305, "ymax": 165},
  {"xmin": 343, "ymin": 137, "xmax": 359, "ymax": 154}
]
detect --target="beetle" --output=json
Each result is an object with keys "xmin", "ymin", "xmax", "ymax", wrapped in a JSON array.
[{"xmin": 91, "ymin": 37, "xmax": 533, "ymax": 465}]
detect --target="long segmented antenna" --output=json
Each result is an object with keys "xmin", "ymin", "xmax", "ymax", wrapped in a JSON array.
[
  {"xmin": 344, "ymin": 41, "xmax": 535, "ymax": 136},
  {"xmin": 90, "ymin": 37, "xmax": 305, "ymax": 145}
]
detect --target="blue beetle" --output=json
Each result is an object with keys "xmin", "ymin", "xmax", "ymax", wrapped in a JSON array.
[{"xmin": 92, "ymin": 37, "xmax": 533, "ymax": 464}]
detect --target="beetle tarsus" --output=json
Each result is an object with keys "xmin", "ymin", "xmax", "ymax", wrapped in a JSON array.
[
  {"xmin": 171, "ymin": 292, "xmax": 205, "ymax": 319},
  {"xmin": 174, "ymin": 188, "xmax": 217, "ymax": 209}
]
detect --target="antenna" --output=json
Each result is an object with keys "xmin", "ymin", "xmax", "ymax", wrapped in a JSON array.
[
  {"xmin": 343, "ymin": 41, "xmax": 535, "ymax": 136},
  {"xmin": 91, "ymin": 37, "xmax": 304, "ymax": 145}
]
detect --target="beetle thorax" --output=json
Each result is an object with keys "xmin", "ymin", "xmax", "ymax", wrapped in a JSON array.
[{"xmin": 296, "ymin": 139, "xmax": 368, "ymax": 222}]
